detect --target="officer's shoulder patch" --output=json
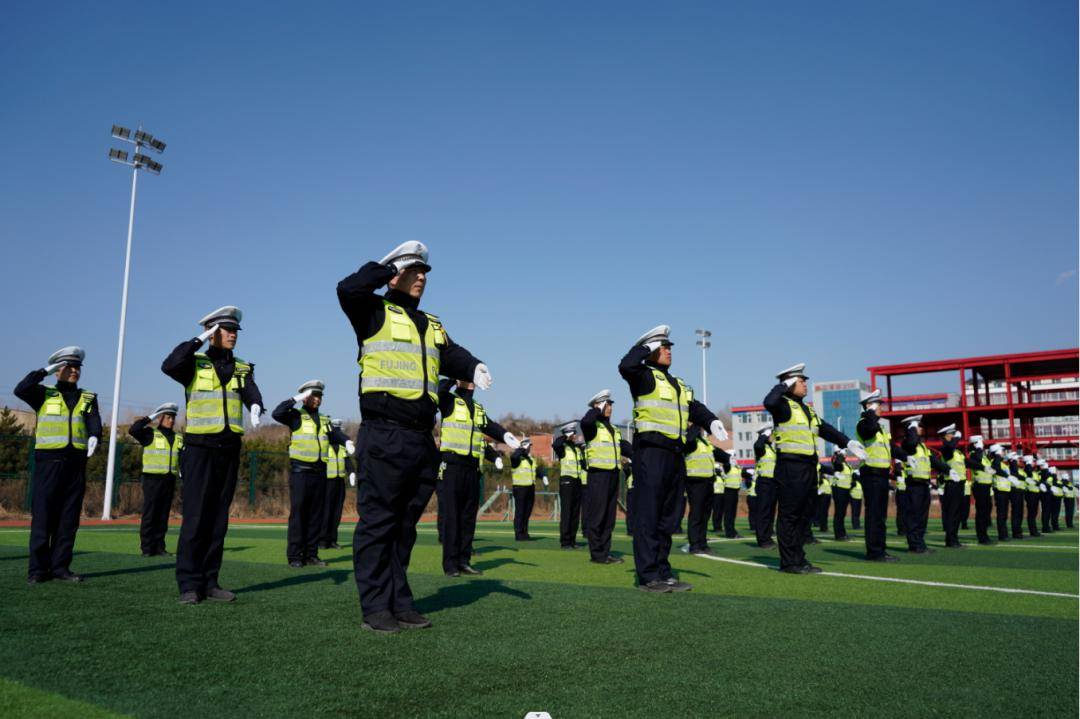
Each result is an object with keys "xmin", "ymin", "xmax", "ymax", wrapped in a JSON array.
[
  {"xmin": 424, "ymin": 312, "xmax": 441, "ymax": 323},
  {"xmin": 385, "ymin": 303, "xmax": 404, "ymax": 314}
]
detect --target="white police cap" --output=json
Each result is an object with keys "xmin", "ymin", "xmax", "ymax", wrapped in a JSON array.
[
  {"xmin": 379, "ymin": 241, "xmax": 431, "ymax": 272},
  {"xmin": 47, "ymin": 346, "xmax": 85, "ymax": 367},
  {"xmin": 969, "ymin": 434, "xmax": 984, "ymax": 443},
  {"xmin": 860, "ymin": 389, "xmax": 883, "ymax": 406},
  {"xmin": 988, "ymin": 443, "xmax": 1003, "ymax": 455},
  {"xmin": 902, "ymin": 415, "xmax": 923, "ymax": 426},
  {"xmin": 588, "ymin": 389, "xmax": 613, "ymax": 407},
  {"xmin": 937, "ymin": 423, "xmax": 957, "ymax": 435},
  {"xmin": 521, "ymin": 437, "xmax": 532, "ymax": 447},
  {"xmin": 150, "ymin": 402, "xmax": 179, "ymax": 417},
  {"xmin": 756, "ymin": 424, "xmax": 773, "ymax": 436},
  {"xmin": 198, "ymin": 305, "xmax": 243, "ymax": 330},
  {"xmin": 298, "ymin": 379, "xmax": 325, "ymax": 395},
  {"xmin": 559, "ymin": 422, "xmax": 577, "ymax": 435},
  {"xmin": 776, "ymin": 363, "xmax": 808, "ymax": 381},
  {"xmin": 634, "ymin": 324, "xmax": 672, "ymax": 348},
  {"xmin": 1023, "ymin": 455, "xmax": 1034, "ymax": 464},
  {"xmin": 331, "ymin": 418, "xmax": 343, "ymax": 428}
]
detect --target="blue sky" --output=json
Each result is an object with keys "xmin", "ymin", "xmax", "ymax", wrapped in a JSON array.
[{"xmin": 2, "ymin": 1, "xmax": 1077, "ymax": 425}]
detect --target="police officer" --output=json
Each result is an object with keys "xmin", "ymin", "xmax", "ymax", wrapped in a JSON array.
[
  {"xmin": 1048, "ymin": 466, "xmax": 1064, "ymax": 531},
  {"xmin": 1006, "ymin": 451, "xmax": 1026, "ymax": 539},
  {"xmin": 581, "ymin": 390, "xmax": 633, "ymax": 564},
  {"xmin": 337, "ymin": 241, "xmax": 497, "ymax": 633},
  {"xmin": 128, "ymin": 402, "xmax": 183, "ymax": 557},
  {"xmin": 437, "ymin": 377, "xmax": 513, "ymax": 576},
  {"xmin": 623, "ymin": 458, "xmax": 635, "ymax": 536},
  {"xmin": 1020, "ymin": 454, "xmax": 1041, "ymax": 537},
  {"xmin": 815, "ymin": 460, "xmax": 834, "ymax": 534},
  {"xmin": 765, "ymin": 364, "xmax": 866, "ymax": 574},
  {"xmin": 163, "ymin": 306, "xmax": 264, "ymax": 604},
  {"xmin": 987, "ymin": 444, "xmax": 1013, "ymax": 541},
  {"xmin": 966, "ymin": 435, "xmax": 995, "ymax": 544},
  {"xmin": 1037, "ymin": 458, "xmax": 1054, "ymax": 533},
  {"xmin": 554, "ymin": 422, "xmax": 585, "ymax": 549},
  {"xmin": 1062, "ymin": 472, "xmax": 1075, "ymax": 529},
  {"xmin": 937, "ymin": 424, "xmax": 967, "ymax": 548},
  {"xmin": 855, "ymin": 389, "xmax": 898, "ymax": 562},
  {"xmin": 849, "ymin": 467, "xmax": 864, "ymax": 531},
  {"xmin": 273, "ymin": 380, "xmax": 351, "ymax": 567},
  {"xmin": 752, "ymin": 424, "xmax": 778, "ymax": 549},
  {"xmin": 683, "ymin": 424, "xmax": 723, "ymax": 555},
  {"xmin": 899, "ymin": 415, "xmax": 950, "ymax": 554},
  {"xmin": 716, "ymin": 453, "xmax": 745, "ymax": 539},
  {"xmin": 510, "ymin": 438, "xmax": 542, "ymax": 540},
  {"xmin": 15, "ymin": 346, "xmax": 102, "ymax": 584},
  {"xmin": 829, "ymin": 448, "xmax": 855, "ymax": 541},
  {"xmin": 894, "ymin": 458, "xmax": 909, "ymax": 537},
  {"xmin": 619, "ymin": 325, "xmax": 726, "ymax": 592},
  {"xmin": 321, "ymin": 418, "xmax": 355, "ymax": 550}
]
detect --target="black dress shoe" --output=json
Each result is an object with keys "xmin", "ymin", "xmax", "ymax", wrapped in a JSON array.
[
  {"xmin": 26, "ymin": 574, "xmax": 48, "ymax": 585},
  {"xmin": 561, "ymin": 545, "xmax": 575, "ymax": 550},
  {"xmin": 178, "ymin": 591, "xmax": 201, "ymax": 605},
  {"xmin": 142, "ymin": 552, "xmax": 156, "ymax": 557},
  {"xmin": 726, "ymin": 533, "xmax": 744, "ymax": 540},
  {"xmin": 328, "ymin": 542, "xmax": 342, "ymax": 550},
  {"xmin": 288, "ymin": 560, "xmax": 305, "ymax": 568},
  {"xmin": 663, "ymin": 578, "xmax": 693, "ymax": 591},
  {"xmin": 157, "ymin": 549, "xmax": 174, "ymax": 556},
  {"xmin": 834, "ymin": 536, "xmax": 851, "ymax": 542},
  {"xmin": 444, "ymin": 570, "xmax": 461, "ymax": 578},
  {"xmin": 758, "ymin": 540, "xmax": 776, "ymax": 549},
  {"xmin": 978, "ymin": 539, "xmax": 995, "ymax": 545},
  {"xmin": 362, "ymin": 610, "xmax": 401, "ymax": 634},
  {"xmin": 305, "ymin": 557, "xmax": 328, "ymax": 567},
  {"xmin": 638, "ymin": 580, "xmax": 672, "ymax": 593},
  {"xmin": 206, "ymin": 586, "xmax": 236, "ymax": 602},
  {"xmin": 690, "ymin": 546, "xmax": 714, "ymax": 556},
  {"xmin": 802, "ymin": 563, "xmax": 823, "ymax": 574},
  {"xmin": 605, "ymin": 555, "xmax": 625, "ymax": 564},
  {"xmin": 393, "ymin": 609, "xmax": 432, "ymax": 629},
  {"xmin": 52, "ymin": 571, "xmax": 84, "ymax": 583},
  {"xmin": 780, "ymin": 565, "xmax": 811, "ymax": 575},
  {"xmin": 806, "ymin": 538, "xmax": 822, "ymax": 545},
  {"xmin": 866, "ymin": 554, "xmax": 898, "ymax": 562},
  {"xmin": 458, "ymin": 564, "xmax": 483, "ymax": 575}
]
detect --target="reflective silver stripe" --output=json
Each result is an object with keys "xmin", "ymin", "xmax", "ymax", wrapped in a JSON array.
[
  {"xmin": 634, "ymin": 421, "xmax": 678, "ymax": 435},
  {"xmin": 362, "ymin": 377, "xmax": 438, "ymax": 393},
  {"xmin": 36, "ymin": 435, "xmax": 70, "ymax": 444},
  {"xmin": 143, "ymin": 449, "xmax": 170, "ymax": 456},
  {"xmin": 441, "ymin": 422, "xmax": 473, "ymax": 430},
  {"xmin": 779, "ymin": 423, "xmax": 813, "ymax": 432},
  {"xmin": 776, "ymin": 441, "xmax": 814, "ymax": 452},
  {"xmin": 188, "ymin": 390, "xmax": 238, "ymax": 401},
  {"xmin": 633, "ymin": 399, "xmax": 682, "ymax": 410},
  {"xmin": 293, "ymin": 434, "xmax": 317, "ymax": 440},
  {"xmin": 361, "ymin": 341, "xmax": 423, "ymax": 356},
  {"xmin": 188, "ymin": 416, "xmax": 223, "ymax": 427},
  {"xmin": 441, "ymin": 441, "xmax": 471, "ymax": 452}
]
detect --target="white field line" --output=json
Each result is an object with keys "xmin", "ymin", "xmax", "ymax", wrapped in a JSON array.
[{"xmin": 692, "ymin": 552, "xmax": 1079, "ymax": 599}]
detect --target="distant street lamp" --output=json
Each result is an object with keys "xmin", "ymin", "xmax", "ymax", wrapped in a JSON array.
[{"xmin": 695, "ymin": 328, "xmax": 712, "ymax": 407}]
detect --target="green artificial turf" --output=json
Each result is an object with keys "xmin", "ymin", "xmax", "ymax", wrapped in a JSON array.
[{"xmin": 0, "ymin": 519, "xmax": 1076, "ymax": 718}]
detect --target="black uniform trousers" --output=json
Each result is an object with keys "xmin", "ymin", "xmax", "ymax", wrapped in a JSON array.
[
  {"xmin": 512, "ymin": 485, "xmax": 536, "ymax": 540},
  {"xmin": 140, "ymin": 473, "xmax": 176, "ymax": 555},
  {"xmin": 28, "ymin": 450, "xmax": 87, "ymax": 579},
  {"xmin": 436, "ymin": 481, "xmax": 445, "ymax": 544},
  {"xmin": 850, "ymin": 497, "xmax": 862, "ymax": 529},
  {"xmin": 1024, "ymin": 491, "xmax": 1041, "ymax": 535},
  {"xmin": 860, "ymin": 469, "xmax": 890, "ymax": 559},
  {"xmin": 1064, "ymin": 497, "xmax": 1075, "ymax": 528},
  {"xmin": 831, "ymin": 487, "xmax": 851, "ymax": 539},
  {"xmin": 815, "ymin": 493, "xmax": 831, "ymax": 533},
  {"xmin": 904, "ymin": 482, "xmax": 931, "ymax": 551},
  {"xmin": 684, "ymin": 478, "xmax": 713, "ymax": 552},
  {"xmin": 941, "ymin": 480, "xmax": 965, "ymax": 546},
  {"xmin": 581, "ymin": 480, "xmax": 594, "ymax": 541},
  {"xmin": 753, "ymin": 477, "xmax": 778, "ymax": 546},
  {"xmin": 176, "ymin": 443, "xmax": 240, "ymax": 595},
  {"xmin": 631, "ymin": 446, "xmax": 685, "ymax": 584},
  {"xmin": 720, "ymin": 487, "xmax": 740, "ymax": 537},
  {"xmin": 353, "ymin": 422, "xmax": 438, "ymax": 617},
  {"xmin": 994, "ymin": 490, "xmax": 1011, "ymax": 540},
  {"xmin": 1040, "ymin": 491, "xmax": 1054, "ymax": 532},
  {"xmin": 585, "ymin": 469, "xmax": 619, "ymax": 561},
  {"xmin": 774, "ymin": 456, "xmax": 818, "ymax": 570},
  {"xmin": 1009, "ymin": 490, "xmax": 1025, "ymax": 538},
  {"xmin": 558, "ymin": 476, "xmax": 583, "ymax": 547},
  {"xmin": 440, "ymin": 462, "xmax": 481, "ymax": 572},
  {"xmin": 710, "ymin": 492, "xmax": 724, "ymax": 533},
  {"xmin": 322, "ymin": 476, "xmax": 346, "ymax": 547},
  {"xmin": 895, "ymin": 490, "xmax": 909, "ymax": 535},
  {"xmin": 972, "ymin": 483, "xmax": 993, "ymax": 542},
  {"xmin": 746, "ymin": 494, "xmax": 757, "ymax": 532},
  {"xmin": 1050, "ymin": 494, "xmax": 1062, "ymax": 530},
  {"xmin": 287, "ymin": 467, "xmax": 327, "ymax": 562},
  {"xmin": 624, "ymin": 486, "xmax": 634, "ymax": 536},
  {"xmin": 960, "ymin": 492, "xmax": 971, "ymax": 528}
]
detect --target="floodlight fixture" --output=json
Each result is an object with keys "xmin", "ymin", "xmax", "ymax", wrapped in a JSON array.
[
  {"xmin": 108, "ymin": 148, "xmax": 130, "ymax": 164},
  {"xmin": 112, "ymin": 125, "xmax": 133, "ymax": 141},
  {"xmin": 133, "ymin": 153, "xmax": 163, "ymax": 174}
]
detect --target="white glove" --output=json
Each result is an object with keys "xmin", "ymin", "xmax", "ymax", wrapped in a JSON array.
[
  {"xmin": 783, "ymin": 377, "xmax": 798, "ymax": 388},
  {"xmin": 503, "ymin": 433, "xmax": 521, "ymax": 450},
  {"xmin": 1040, "ymin": 483, "xmax": 1048, "ymax": 492},
  {"xmin": 473, "ymin": 363, "xmax": 493, "ymax": 390},
  {"xmin": 250, "ymin": 404, "xmax": 262, "ymax": 428},
  {"xmin": 345, "ymin": 440, "xmax": 356, "ymax": 455},
  {"xmin": 86, "ymin": 436, "xmax": 98, "ymax": 457},
  {"xmin": 817, "ymin": 486, "xmax": 825, "ymax": 495},
  {"xmin": 495, "ymin": 457, "xmax": 504, "ymax": 470},
  {"xmin": 293, "ymin": 390, "xmax": 313, "ymax": 404},
  {"xmin": 846, "ymin": 440, "xmax": 868, "ymax": 461},
  {"xmin": 1009, "ymin": 477, "xmax": 1022, "ymax": 488},
  {"xmin": 954, "ymin": 432, "xmax": 963, "ymax": 440},
  {"xmin": 949, "ymin": 470, "xmax": 960, "ymax": 481},
  {"xmin": 710, "ymin": 420, "xmax": 729, "ymax": 443},
  {"xmin": 542, "ymin": 477, "xmax": 549, "ymax": 487},
  {"xmin": 973, "ymin": 440, "xmax": 984, "ymax": 450},
  {"xmin": 644, "ymin": 340, "xmax": 662, "ymax": 353},
  {"xmin": 348, "ymin": 472, "xmax": 356, "ymax": 487},
  {"xmin": 43, "ymin": 362, "xmax": 65, "ymax": 374},
  {"xmin": 197, "ymin": 323, "xmax": 220, "ymax": 343}
]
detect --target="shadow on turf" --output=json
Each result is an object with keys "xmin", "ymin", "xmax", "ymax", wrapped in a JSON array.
[
  {"xmin": 82, "ymin": 562, "xmax": 174, "ymax": 579},
  {"xmin": 472, "ymin": 545, "xmax": 515, "ymax": 555},
  {"xmin": 236, "ymin": 569, "xmax": 353, "ymax": 594},
  {"xmin": 473, "ymin": 557, "xmax": 538, "ymax": 572},
  {"xmin": 0, "ymin": 551, "xmax": 88, "ymax": 563},
  {"xmin": 222, "ymin": 546, "xmax": 254, "ymax": 553},
  {"xmin": 415, "ymin": 579, "xmax": 531, "ymax": 613}
]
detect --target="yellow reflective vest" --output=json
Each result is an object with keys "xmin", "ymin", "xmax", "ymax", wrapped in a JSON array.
[
  {"xmin": 773, "ymin": 397, "xmax": 820, "ymax": 456},
  {"xmin": 359, "ymin": 299, "xmax": 445, "ymax": 403},
  {"xmin": 512, "ymin": 455, "xmax": 536, "ymax": 487},
  {"xmin": 35, "ymin": 387, "xmax": 95, "ymax": 450},
  {"xmin": 142, "ymin": 429, "xmax": 183, "ymax": 475},
  {"xmin": 441, "ymin": 396, "xmax": 486, "ymax": 459},
  {"xmin": 685, "ymin": 437, "xmax": 716, "ymax": 479},
  {"xmin": 586, "ymin": 422, "xmax": 622, "ymax": 471},
  {"xmin": 185, "ymin": 354, "xmax": 250, "ymax": 435},
  {"xmin": 289, "ymin": 410, "xmax": 332, "ymax": 464},
  {"xmin": 632, "ymin": 369, "xmax": 691, "ymax": 442}
]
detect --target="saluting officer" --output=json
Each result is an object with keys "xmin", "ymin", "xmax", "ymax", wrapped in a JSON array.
[
  {"xmin": 814, "ymin": 459, "xmax": 834, "ymax": 535},
  {"xmin": 619, "ymin": 325, "xmax": 726, "ymax": 592},
  {"xmin": 986, "ymin": 443, "xmax": 1013, "ymax": 541},
  {"xmin": 752, "ymin": 424, "xmax": 777, "ymax": 549},
  {"xmin": 163, "ymin": 306, "xmax": 264, "ymax": 604},
  {"xmin": 765, "ymin": 363, "xmax": 866, "ymax": 574},
  {"xmin": 828, "ymin": 448, "xmax": 855, "ymax": 541},
  {"xmin": 683, "ymin": 424, "xmax": 722, "ymax": 555},
  {"xmin": 554, "ymin": 422, "xmax": 586, "ymax": 550},
  {"xmin": 337, "ymin": 241, "xmax": 492, "ymax": 633},
  {"xmin": 15, "ymin": 346, "xmax": 102, "ymax": 584},
  {"xmin": 581, "ymin": 390, "xmax": 633, "ymax": 564},
  {"xmin": 273, "ymin": 380, "xmax": 351, "ymax": 567},
  {"xmin": 966, "ymin": 435, "xmax": 995, "ymax": 544},
  {"xmin": 1020, "ymin": 454, "xmax": 1041, "ymax": 537},
  {"xmin": 1062, "ymin": 471, "xmax": 1075, "ymax": 529},
  {"xmin": 437, "ymin": 377, "xmax": 515, "ymax": 576},
  {"xmin": 321, "ymin": 418, "xmax": 355, "ymax": 550},
  {"xmin": 714, "ymin": 452, "xmax": 746, "ymax": 539},
  {"xmin": 1036, "ymin": 458, "xmax": 1054, "ymax": 533},
  {"xmin": 128, "ymin": 402, "xmax": 183, "ymax": 557},
  {"xmin": 936, "ymin": 424, "xmax": 967, "ymax": 548},
  {"xmin": 899, "ymin": 415, "xmax": 950, "ymax": 554},
  {"xmin": 1047, "ymin": 466, "xmax": 1064, "ymax": 531},
  {"xmin": 855, "ymin": 390, "xmax": 898, "ymax": 562},
  {"xmin": 510, "ymin": 438, "xmax": 541, "ymax": 540},
  {"xmin": 1006, "ymin": 451, "xmax": 1026, "ymax": 539},
  {"xmin": 849, "ymin": 466, "xmax": 864, "ymax": 531}
]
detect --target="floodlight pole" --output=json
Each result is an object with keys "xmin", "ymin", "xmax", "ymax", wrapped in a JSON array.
[
  {"xmin": 695, "ymin": 329, "xmax": 711, "ymax": 407},
  {"xmin": 102, "ymin": 162, "xmax": 139, "ymax": 520}
]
